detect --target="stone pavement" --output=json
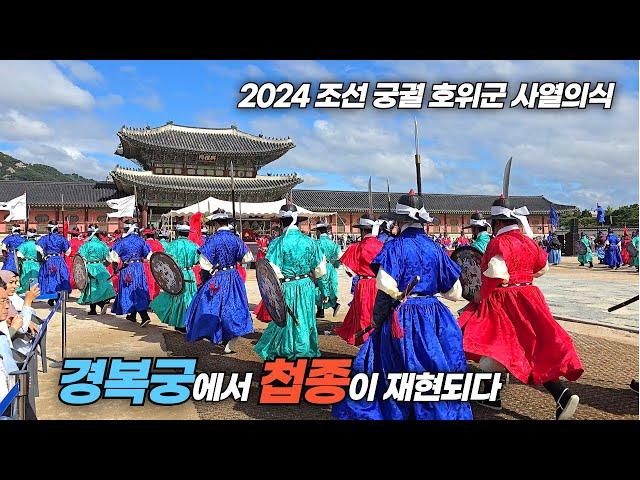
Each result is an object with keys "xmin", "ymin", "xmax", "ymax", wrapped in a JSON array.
[{"xmin": 28, "ymin": 260, "xmax": 639, "ymax": 420}]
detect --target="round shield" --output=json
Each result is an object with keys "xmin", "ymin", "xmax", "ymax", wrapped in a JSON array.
[
  {"xmin": 255, "ymin": 258, "xmax": 287, "ymax": 327},
  {"xmin": 13, "ymin": 249, "xmax": 21, "ymax": 276},
  {"xmin": 150, "ymin": 252, "xmax": 184, "ymax": 296},
  {"xmin": 575, "ymin": 241, "xmax": 587, "ymax": 256},
  {"xmin": 627, "ymin": 242, "xmax": 638, "ymax": 258},
  {"xmin": 450, "ymin": 246, "xmax": 483, "ymax": 303},
  {"xmin": 72, "ymin": 255, "xmax": 89, "ymax": 291}
]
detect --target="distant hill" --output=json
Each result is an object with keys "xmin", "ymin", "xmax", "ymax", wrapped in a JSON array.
[{"xmin": 0, "ymin": 151, "xmax": 95, "ymax": 182}]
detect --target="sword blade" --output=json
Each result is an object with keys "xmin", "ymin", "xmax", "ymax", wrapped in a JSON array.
[{"xmin": 503, "ymin": 157, "xmax": 512, "ymax": 198}]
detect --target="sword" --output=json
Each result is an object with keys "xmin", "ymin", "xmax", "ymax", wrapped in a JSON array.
[
  {"xmin": 608, "ymin": 295, "xmax": 639, "ymax": 312},
  {"xmin": 503, "ymin": 157, "xmax": 512, "ymax": 199},
  {"xmin": 354, "ymin": 275, "xmax": 420, "ymax": 340}
]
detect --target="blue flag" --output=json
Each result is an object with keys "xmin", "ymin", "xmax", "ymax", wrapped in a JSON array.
[
  {"xmin": 596, "ymin": 205, "xmax": 605, "ymax": 224},
  {"xmin": 549, "ymin": 205, "xmax": 559, "ymax": 229}
]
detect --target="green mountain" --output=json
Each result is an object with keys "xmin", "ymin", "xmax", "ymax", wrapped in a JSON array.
[{"xmin": 0, "ymin": 151, "xmax": 95, "ymax": 182}]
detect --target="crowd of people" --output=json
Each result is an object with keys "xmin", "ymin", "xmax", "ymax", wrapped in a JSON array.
[{"xmin": 1, "ymin": 192, "xmax": 638, "ymax": 419}]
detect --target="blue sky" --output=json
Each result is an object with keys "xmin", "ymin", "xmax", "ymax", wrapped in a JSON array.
[{"xmin": 0, "ymin": 60, "xmax": 637, "ymax": 209}]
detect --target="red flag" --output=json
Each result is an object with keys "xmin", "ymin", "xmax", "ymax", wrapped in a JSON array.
[
  {"xmin": 189, "ymin": 212, "xmax": 204, "ymax": 246},
  {"xmin": 624, "ymin": 226, "xmax": 628, "ymax": 237},
  {"xmin": 63, "ymin": 218, "xmax": 69, "ymax": 238}
]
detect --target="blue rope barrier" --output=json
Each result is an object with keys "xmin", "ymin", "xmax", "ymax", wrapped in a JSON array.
[
  {"xmin": 0, "ymin": 381, "xmax": 19, "ymax": 415},
  {"xmin": 22, "ymin": 296, "xmax": 63, "ymax": 367}
]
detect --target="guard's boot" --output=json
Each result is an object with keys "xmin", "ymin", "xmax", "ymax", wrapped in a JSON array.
[
  {"xmin": 589, "ymin": 261, "xmax": 594, "ymax": 268},
  {"xmin": 333, "ymin": 303, "xmax": 341, "ymax": 317},
  {"xmin": 555, "ymin": 388, "xmax": 580, "ymax": 420},
  {"xmin": 139, "ymin": 310, "xmax": 151, "ymax": 327},
  {"xmin": 316, "ymin": 307, "xmax": 325, "ymax": 319},
  {"xmin": 88, "ymin": 305, "xmax": 97, "ymax": 315},
  {"xmin": 224, "ymin": 336, "xmax": 238, "ymax": 354},
  {"xmin": 630, "ymin": 380, "xmax": 639, "ymax": 394}
]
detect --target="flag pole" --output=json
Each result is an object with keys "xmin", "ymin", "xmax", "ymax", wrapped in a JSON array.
[{"xmin": 24, "ymin": 190, "xmax": 28, "ymax": 232}]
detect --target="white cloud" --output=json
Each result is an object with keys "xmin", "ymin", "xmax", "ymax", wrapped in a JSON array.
[
  {"xmin": 56, "ymin": 60, "xmax": 103, "ymax": 85},
  {"xmin": 132, "ymin": 93, "xmax": 163, "ymax": 111},
  {"xmin": 245, "ymin": 64, "xmax": 265, "ymax": 78},
  {"xmin": 96, "ymin": 94, "xmax": 124, "ymax": 109},
  {"xmin": 272, "ymin": 61, "xmax": 335, "ymax": 80},
  {"xmin": 0, "ymin": 60, "xmax": 94, "ymax": 111},
  {"xmin": 0, "ymin": 110, "xmax": 51, "ymax": 141},
  {"xmin": 119, "ymin": 65, "xmax": 137, "ymax": 74},
  {"xmin": 300, "ymin": 173, "xmax": 326, "ymax": 187}
]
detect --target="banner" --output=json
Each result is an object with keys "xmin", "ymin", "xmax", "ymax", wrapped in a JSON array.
[
  {"xmin": 107, "ymin": 195, "xmax": 136, "ymax": 218},
  {"xmin": 0, "ymin": 193, "xmax": 27, "ymax": 222}
]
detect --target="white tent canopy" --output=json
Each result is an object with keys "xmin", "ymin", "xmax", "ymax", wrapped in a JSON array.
[{"xmin": 161, "ymin": 197, "xmax": 334, "ymax": 219}]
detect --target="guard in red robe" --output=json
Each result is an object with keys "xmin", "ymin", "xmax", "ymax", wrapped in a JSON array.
[
  {"xmin": 620, "ymin": 227, "xmax": 632, "ymax": 265},
  {"xmin": 65, "ymin": 227, "xmax": 83, "ymax": 290},
  {"xmin": 458, "ymin": 194, "xmax": 584, "ymax": 420},
  {"xmin": 333, "ymin": 214, "xmax": 383, "ymax": 346},
  {"xmin": 143, "ymin": 228, "xmax": 164, "ymax": 301},
  {"xmin": 256, "ymin": 234, "xmax": 270, "ymax": 261},
  {"xmin": 107, "ymin": 230, "xmax": 121, "ymax": 293}
]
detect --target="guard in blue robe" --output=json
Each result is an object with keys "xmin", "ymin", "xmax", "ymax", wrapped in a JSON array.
[
  {"xmin": 109, "ymin": 221, "xmax": 152, "ymax": 326},
  {"xmin": 1, "ymin": 225, "xmax": 25, "ymax": 273},
  {"xmin": 183, "ymin": 209, "xmax": 253, "ymax": 353},
  {"xmin": 546, "ymin": 232, "xmax": 562, "ymax": 265},
  {"xmin": 333, "ymin": 193, "xmax": 473, "ymax": 420},
  {"xmin": 604, "ymin": 228, "xmax": 622, "ymax": 269},
  {"xmin": 377, "ymin": 213, "xmax": 398, "ymax": 244},
  {"xmin": 37, "ymin": 222, "xmax": 71, "ymax": 301},
  {"xmin": 595, "ymin": 230, "xmax": 606, "ymax": 263},
  {"xmin": 596, "ymin": 204, "xmax": 605, "ymax": 226}
]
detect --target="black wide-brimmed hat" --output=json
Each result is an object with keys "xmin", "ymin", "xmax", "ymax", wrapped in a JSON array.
[
  {"xmin": 462, "ymin": 211, "xmax": 491, "ymax": 229},
  {"xmin": 278, "ymin": 203, "xmax": 308, "ymax": 222},
  {"xmin": 351, "ymin": 213, "xmax": 377, "ymax": 229},
  {"xmin": 206, "ymin": 208, "xmax": 236, "ymax": 225},
  {"xmin": 386, "ymin": 190, "xmax": 437, "ymax": 224},
  {"xmin": 490, "ymin": 194, "xmax": 514, "ymax": 220},
  {"xmin": 312, "ymin": 220, "xmax": 330, "ymax": 230}
]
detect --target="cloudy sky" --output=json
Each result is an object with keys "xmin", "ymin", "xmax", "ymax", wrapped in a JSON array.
[{"xmin": 0, "ymin": 60, "xmax": 637, "ymax": 209}]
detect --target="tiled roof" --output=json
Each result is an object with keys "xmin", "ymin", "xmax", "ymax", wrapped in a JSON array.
[
  {"xmin": 116, "ymin": 122, "xmax": 294, "ymax": 169},
  {"xmin": 110, "ymin": 167, "xmax": 302, "ymax": 193},
  {"xmin": 291, "ymin": 189, "xmax": 577, "ymax": 215},
  {"xmin": 0, "ymin": 181, "xmax": 120, "ymax": 207}
]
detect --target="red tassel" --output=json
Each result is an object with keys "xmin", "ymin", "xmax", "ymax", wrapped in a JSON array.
[
  {"xmin": 391, "ymin": 309, "xmax": 404, "ymax": 339},
  {"xmin": 189, "ymin": 212, "xmax": 204, "ymax": 246},
  {"xmin": 124, "ymin": 273, "xmax": 133, "ymax": 285}
]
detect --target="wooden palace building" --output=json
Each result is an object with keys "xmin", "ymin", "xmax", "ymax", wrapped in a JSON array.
[{"xmin": 0, "ymin": 122, "xmax": 577, "ymax": 237}]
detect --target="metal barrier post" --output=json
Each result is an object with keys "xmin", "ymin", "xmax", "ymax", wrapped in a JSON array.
[{"xmin": 10, "ymin": 370, "xmax": 29, "ymax": 420}]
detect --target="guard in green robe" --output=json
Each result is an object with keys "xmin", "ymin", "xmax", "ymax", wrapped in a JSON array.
[
  {"xmin": 254, "ymin": 204, "xmax": 327, "ymax": 360},
  {"xmin": 77, "ymin": 226, "xmax": 116, "ymax": 315},
  {"xmin": 16, "ymin": 229, "xmax": 41, "ymax": 294},
  {"xmin": 150, "ymin": 224, "xmax": 199, "ymax": 332},
  {"xmin": 462, "ymin": 211, "xmax": 492, "ymax": 254},
  {"xmin": 577, "ymin": 232, "xmax": 594, "ymax": 268},
  {"xmin": 313, "ymin": 221, "xmax": 341, "ymax": 318},
  {"xmin": 159, "ymin": 230, "xmax": 171, "ymax": 249}
]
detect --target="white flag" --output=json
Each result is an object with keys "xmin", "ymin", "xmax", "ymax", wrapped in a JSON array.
[
  {"xmin": 107, "ymin": 195, "xmax": 136, "ymax": 218},
  {"xmin": 0, "ymin": 194, "xmax": 27, "ymax": 221}
]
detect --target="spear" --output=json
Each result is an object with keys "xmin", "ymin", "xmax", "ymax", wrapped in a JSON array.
[
  {"xmin": 414, "ymin": 117, "xmax": 422, "ymax": 196},
  {"xmin": 368, "ymin": 176, "xmax": 373, "ymax": 216},
  {"xmin": 386, "ymin": 177, "xmax": 391, "ymax": 212},
  {"xmin": 230, "ymin": 160, "xmax": 236, "ymax": 229}
]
